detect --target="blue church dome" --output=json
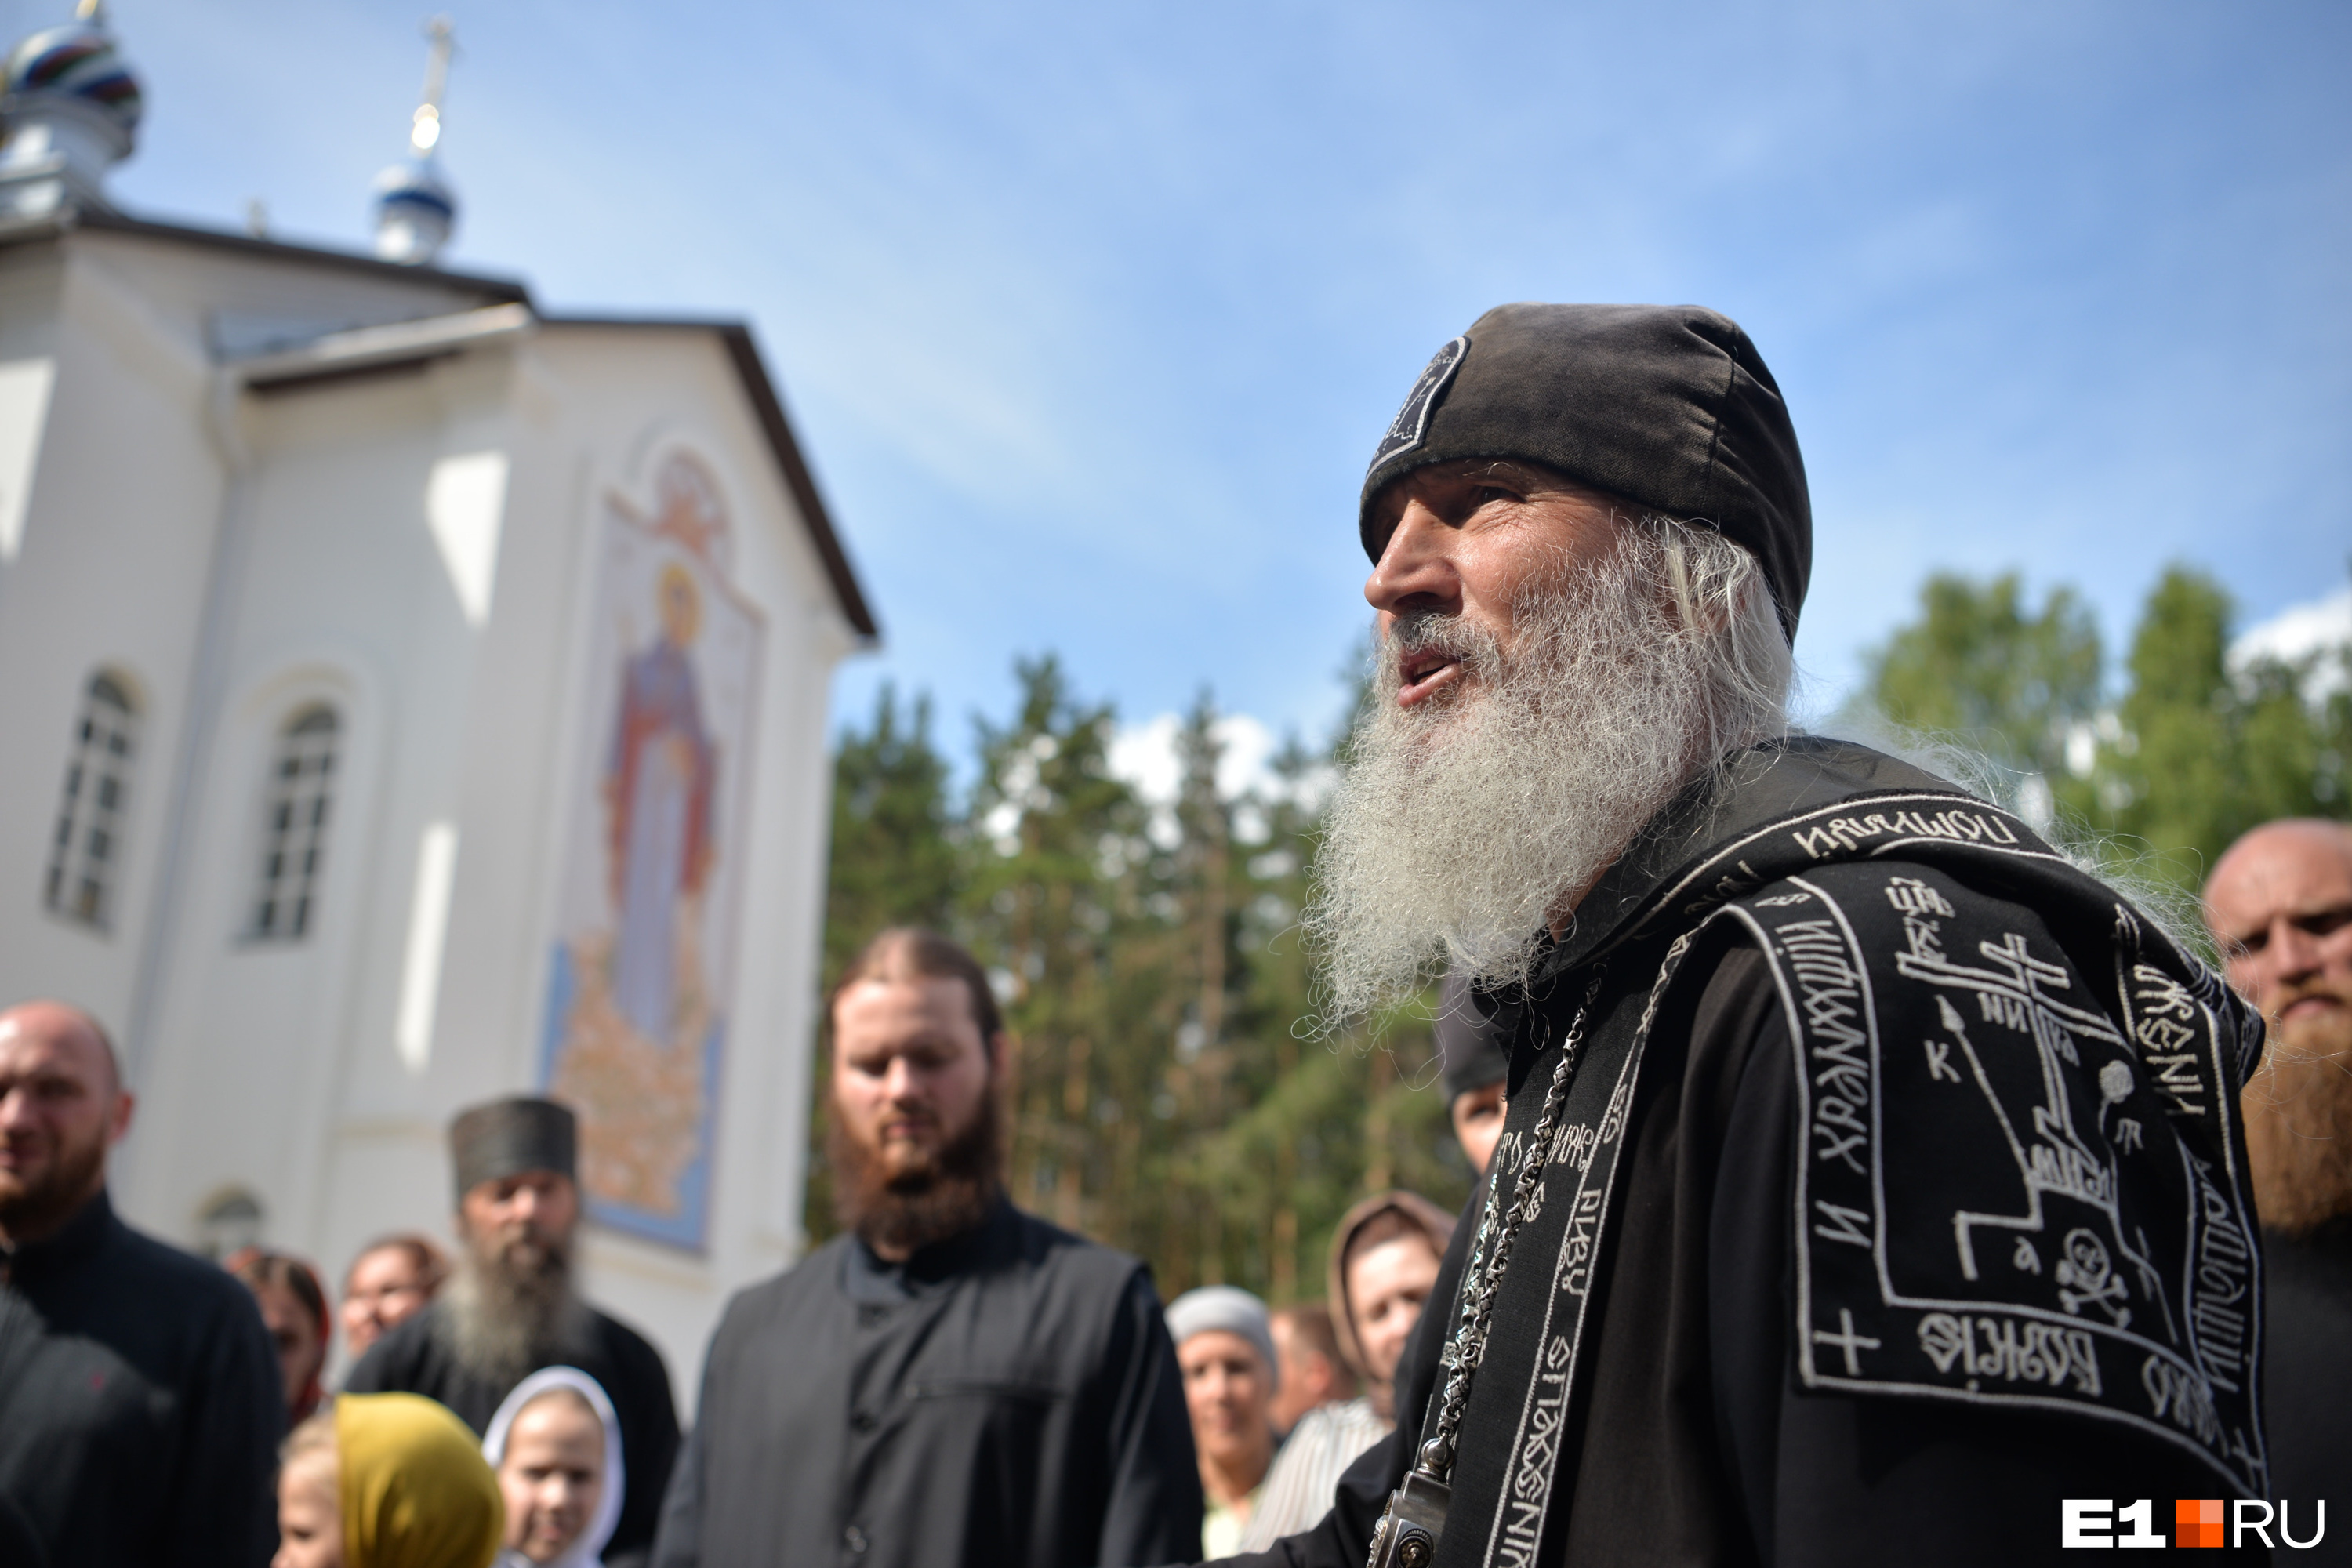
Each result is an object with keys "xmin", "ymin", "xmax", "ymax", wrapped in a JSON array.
[
  {"xmin": 374, "ymin": 157, "xmax": 454, "ymax": 220},
  {"xmin": 2, "ymin": 19, "xmax": 142, "ymax": 135},
  {"xmin": 372, "ymin": 156, "xmax": 456, "ymax": 264}
]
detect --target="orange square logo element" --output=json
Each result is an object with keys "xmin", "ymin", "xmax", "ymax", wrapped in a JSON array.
[{"xmin": 2175, "ymin": 1499, "xmax": 2224, "ymax": 1548}]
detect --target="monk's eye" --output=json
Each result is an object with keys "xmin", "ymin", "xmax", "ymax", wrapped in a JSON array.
[{"xmin": 1471, "ymin": 486, "xmax": 1512, "ymax": 508}]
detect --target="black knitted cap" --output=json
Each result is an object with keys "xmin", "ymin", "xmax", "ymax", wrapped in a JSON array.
[
  {"xmin": 449, "ymin": 1096, "xmax": 577, "ymax": 1202},
  {"xmin": 1436, "ymin": 971, "xmax": 1508, "ymax": 1103},
  {"xmin": 1358, "ymin": 303, "xmax": 1813, "ymax": 641}
]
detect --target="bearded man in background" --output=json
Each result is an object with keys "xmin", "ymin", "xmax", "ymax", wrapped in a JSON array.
[
  {"xmin": 652, "ymin": 927, "xmax": 1202, "ymax": 1568},
  {"xmin": 2205, "ymin": 818, "xmax": 2352, "ymax": 1555},
  {"xmin": 1223, "ymin": 304, "xmax": 2270, "ymax": 1567},
  {"xmin": 346, "ymin": 1095, "xmax": 677, "ymax": 1567}
]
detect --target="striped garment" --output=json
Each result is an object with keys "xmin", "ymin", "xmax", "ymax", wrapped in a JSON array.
[{"xmin": 1236, "ymin": 1397, "xmax": 1392, "ymax": 1552}]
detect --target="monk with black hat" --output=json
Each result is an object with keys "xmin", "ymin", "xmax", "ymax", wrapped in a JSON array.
[
  {"xmin": 346, "ymin": 1095, "xmax": 678, "ymax": 1567},
  {"xmin": 1218, "ymin": 304, "xmax": 2272, "ymax": 1565},
  {"xmin": 1434, "ymin": 972, "xmax": 1507, "ymax": 1175}
]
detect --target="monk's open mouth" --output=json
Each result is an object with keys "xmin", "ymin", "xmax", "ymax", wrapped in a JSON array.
[{"xmin": 1397, "ymin": 647, "xmax": 1464, "ymax": 706}]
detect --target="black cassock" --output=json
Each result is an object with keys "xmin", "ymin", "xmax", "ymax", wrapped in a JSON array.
[
  {"xmin": 0, "ymin": 1190, "xmax": 282, "ymax": 1568},
  {"xmin": 346, "ymin": 1295, "xmax": 680, "ymax": 1566},
  {"xmin": 2261, "ymin": 1223, "xmax": 2350, "ymax": 1564},
  {"xmin": 652, "ymin": 1196, "xmax": 1203, "ymax": 1568},
  {"xmin": 1229, "ymin": 737, "xmax": 2270, "ymax": 1568}
]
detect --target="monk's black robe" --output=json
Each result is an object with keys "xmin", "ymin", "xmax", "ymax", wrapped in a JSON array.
[
  {"xmin": 1229, "ymin": 738, "xmax": 2270, "ymax": 1568},
  {"xmin": 2259, "ymin": 1221, "xmax": 2350, "ymax": 1563},
  {"xmin": 346, "ymin": 1294, "xmax": 679, "ymax": 1566},
  {"xmin": 651, "ymin": 1196, "xmax": 1203, "ymax": 1568},
  {"xmin": 0, "ymin": 1189, "xmax": 281, "ymax": 1567}
]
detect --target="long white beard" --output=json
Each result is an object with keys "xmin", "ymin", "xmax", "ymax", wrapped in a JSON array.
[{"xmin": 1305, "ymin": 539, "xmax": 1725, "ymax": 1028}]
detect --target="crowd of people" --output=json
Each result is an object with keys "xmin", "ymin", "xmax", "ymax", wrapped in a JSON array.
[
  {"xmin": 0, "ymin": 997, "xmax": 659, "ymax": 1568},
  {"xmin": 0, "ymin": 301, "xmax": 2345, "ymax": 1566},
  {"xmin": 0, "ymin": 918, "xmax": 1508, "ymax": 1568}
]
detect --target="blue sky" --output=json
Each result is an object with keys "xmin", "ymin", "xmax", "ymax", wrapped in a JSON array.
[{"xmin": 41, "ymin": 0, "xmax": 2351, "ymax": 772}]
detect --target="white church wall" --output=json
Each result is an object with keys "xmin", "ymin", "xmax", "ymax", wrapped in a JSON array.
[
  {"xmin": 483, "ymin": 325, "xmax": 858, "ymax": 1407},
  {"xmin": 296, "ymin": 343, "xmax": 599, "ymax": 1317},
  {"xmin": 0, "ymin": 251, "xmax": 56, "ymax": 564},
  {"xmin": 113, "ymin": 651, "xmax": 391, "ymax": 1250},
  {"xmin": 116, "ymin": 343, "xmax": 524, "ymax": 1256},
  {"xmin": 0, "ymin": 238, "xmax": 227, "ymax": 1057},
  {"xmin": 0, "ymin": 220, "xmax": 865, "ymax": 1413},
  {"xmin": 77, "ymin": 227, "xmax": 512, "ymax": 361}
]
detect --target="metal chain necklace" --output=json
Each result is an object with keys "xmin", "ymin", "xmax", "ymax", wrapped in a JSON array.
[{"xmin": 1363, "ymin": 967, "xmax": 1608, "ymax": 1568}]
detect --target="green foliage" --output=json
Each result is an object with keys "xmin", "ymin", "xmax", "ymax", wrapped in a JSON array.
[
  {"xmin": 1858, "ymin": 571, "xmax": 2103, "ymax": 780},
  {"xmin": 808, "ymin": 662, "xmax": 1470, "ymax": 1302},
  {"xmin": 822, "ymin": 682, "xmax": 959, "ymax": 978},
  {"xmin": 2098, "ymin": 567, "xmax": 2350, "ymax": 884},
  {"xmin": 1860, "ymin": 564, "xmax": 2350, "ymax": 893},
  {"xmin": 2103, "ymin": 569, "xmax": 2243, "ymax": 877},
  {"xmin": 804, "ymin": 682, "xmax": 962, "ymax": 1234}
]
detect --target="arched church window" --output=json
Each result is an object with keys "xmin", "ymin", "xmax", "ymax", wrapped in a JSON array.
[
  {"xmin": 248, "ymin": 704, "xmax": 339, "ymax": 941},
  {"xmin": 43, "ymin": 670, "xmax": 140, "ymax": 931}
]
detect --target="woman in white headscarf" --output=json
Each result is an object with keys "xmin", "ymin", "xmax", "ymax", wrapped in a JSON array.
[{"xmin": 482, "ymin": 1367, "xmax": 625, "ymax": 1568}]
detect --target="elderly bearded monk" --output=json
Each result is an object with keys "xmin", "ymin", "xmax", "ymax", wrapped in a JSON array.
[
  {"xmin": 345, "ymin": 1097, "xmax": 678, "ymax": 1568},
  {"xmin": 1218, "ymin": 304, "xmax": 2272, "ymax": 1568}
]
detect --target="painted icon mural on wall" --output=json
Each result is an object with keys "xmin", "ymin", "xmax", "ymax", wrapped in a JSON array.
[{"xmin": 540, "ymin": 451, "xmax": 764, "ymax": 1250}]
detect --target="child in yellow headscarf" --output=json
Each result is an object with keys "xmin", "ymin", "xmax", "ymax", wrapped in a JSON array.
[{"xmin": 274, "ymin": 1392, "xmax": 506, "ymax": 1568}]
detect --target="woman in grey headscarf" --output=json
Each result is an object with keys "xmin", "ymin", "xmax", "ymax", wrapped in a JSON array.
[{"xmin": 1240, "ymin": 1191, "xmax": 1457, "ymax": 1551}]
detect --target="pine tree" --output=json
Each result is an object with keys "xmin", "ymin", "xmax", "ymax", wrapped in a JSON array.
[
  {"xmin": 804, "ymin": 682, "xmax": 962, "ymax": 1246},
  {"xmin": 806, "ymin": 658, "xmax": 1472, "ymax": 1299},
  {"xmin": 2097, "ymin": 566, "xmax": 2350, "ymax": 887},
  {"xmin": 1854, "ymin": 571, "xmax": 2103, "ymax": 807},
  {"xmin": 821, "ymin": 682, "xmax": 959, "ymax": 981},
  {"xmin": 960, "ymin": 656, "xmax": 1161, "ymax": 1243},
  {"xmin": 1859, "ymin": 564, "xmax": 2350, "ymax": 895}
]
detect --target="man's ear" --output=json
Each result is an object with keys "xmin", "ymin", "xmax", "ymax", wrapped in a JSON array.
[{"xmin": 106, "ymin": 1089, "xmax": 135, "ymax": 1145}]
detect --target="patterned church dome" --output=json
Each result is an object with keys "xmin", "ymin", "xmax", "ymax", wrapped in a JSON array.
[
  {"xmin": 372, "ymin": 18, "xmax": 459, "ymax": 265},
  {"xmin": 374, "ymin": 158, "xmax": 453, "ymax": 221},
  {"xmin": 372, "ymin": 156, "xmax": 456, "ymax": 264},
  {"xmin": 2, "ymin": 17, "xmax": 143, "ymax": 136}
]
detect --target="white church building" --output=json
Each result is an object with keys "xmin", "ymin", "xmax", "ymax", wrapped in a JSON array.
[{"xmin": 0, "ymin": 9, "xmax": 876, "ymax": 1399}]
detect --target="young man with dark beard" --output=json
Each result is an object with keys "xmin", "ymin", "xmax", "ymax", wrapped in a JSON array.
[
  {"xmin": 344, "ymin": 1096, "xmax": 678, "ymax": 1567},
  {"xmin": 0, "ymin": 1000, "xmax": 281, "ymax": 1566},
  {"xmin": 650, "ymin": 927, "xmax": 1203, "ymax": 1568},
  {"xmin": 1221, "ymin": 305, "xmax": 2271, "ymax": 1567},
  {"xmin": 2205, "ymin": 818, "xmax": 2352, "ymax": 1559}
]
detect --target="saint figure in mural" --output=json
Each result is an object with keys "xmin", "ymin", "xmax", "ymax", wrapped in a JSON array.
[{"xmin": 603, "ymin": 562, "xmax": 717, "ymax": 1043}]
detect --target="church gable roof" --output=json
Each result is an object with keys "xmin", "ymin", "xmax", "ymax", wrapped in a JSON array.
[
  {"xmin": 0, "ymin": 212, "xmax": 877, "ymax": 643},
  {"xmin": 542, "ymin": 315, "xmax": 877, "ymax": 643},
  {"xmin": 20, "ymin": 207, "xmax": 532, "ymax": 305}
]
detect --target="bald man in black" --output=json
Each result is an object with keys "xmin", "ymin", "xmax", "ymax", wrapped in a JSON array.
[{"xmin": 0, "ymin": 1000, "xmax": 282, "ymax": 1567}]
